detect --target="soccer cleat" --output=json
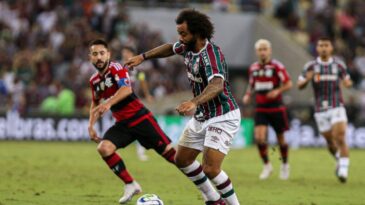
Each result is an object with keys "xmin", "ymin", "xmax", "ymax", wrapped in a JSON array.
[
  {"xmin": 279, "ymin": 164, "xmax": 290, "ymax": 180},
  {"xmin": 336, "ymin": 167, "xmax": 348, "ymax": 183},
  {"xmin": 119, "ymin": 181, "xmax": 142, "ymax": 204},
  {"xmin": 205, "ymin": 198, "xmax": 226, "ymax": 205},
  {"xmin": 259, "ymin": 163, "xmax": 273, "ymax": 180}
]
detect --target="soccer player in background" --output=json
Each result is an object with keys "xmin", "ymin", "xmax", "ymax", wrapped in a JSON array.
[
  {"xmin": 297, "ymin": 37, "xmax": 352, "ymax": 183},
  {"xmin": 121, "ymin": 46, "xmax": 154, "ymax": 161},
  {"xmin": 242, "ymin": 39, "xmax": 292, "ymax": 180},
  {"xmin": 87, "ymin": 39, "xmax": 176, "ymax": 204},
  {"xmin": 126, "ymin": 9, "xmax": 240, "ymax": 205}
]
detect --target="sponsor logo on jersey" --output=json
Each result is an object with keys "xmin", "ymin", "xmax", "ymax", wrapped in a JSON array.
[
  {"xmin": 255, "ymin": 81, "xmax": 273, "ymax": 91},
  {"xmin": 265, "ymin": 69, "xmax": 273, "ymax": 77},
  {"xmin": 187, "ymin": 72, "xmax": 203, "ymax": 83},
  {"xmin": 314, "ymin": 74, "xmax": 338, "ymax": 82},
  {"xmin": 105, "ymin": 77, "xmax": 113, "ymax": 88}
]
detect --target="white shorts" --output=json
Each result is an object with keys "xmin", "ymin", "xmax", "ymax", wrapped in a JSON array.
[
  {"xmin": 178, "ymin": 109, "xmax": 241, "ymax": 155},
  {"xmin": 314, "ymin": 107, "xmax": 348, "ymax": 133}
]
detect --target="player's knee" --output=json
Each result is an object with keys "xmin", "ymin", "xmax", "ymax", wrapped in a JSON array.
[
  {"xmin": 174, "ymin": 155, "xmax": 193, "ymax": 168},
  {"xmin": 97, "ymin": 140, "xmax": 115, "ymax": 157},
  {"xmin": 202, "ymin": 164, "xmax": 220, "ymax": 179},
  {"xmin": 255, "ymin": 135, "xmax": 266, "ymax": 144}
]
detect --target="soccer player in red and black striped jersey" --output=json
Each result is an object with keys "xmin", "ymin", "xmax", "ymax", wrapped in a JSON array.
[
  {"xmin": 243, "ymin": 39, "xmax": 292, "ymax": 180},
  {"xmin": 87, "ymin": 39, "xmax": 176, "ymax": 204},
  {"xmin": 297, "ymin": 37, "xmax": 352, "ymax": 183},
  {"xmin": 125, "ymin": 9, "xmax": 240, "ymax": 205}
]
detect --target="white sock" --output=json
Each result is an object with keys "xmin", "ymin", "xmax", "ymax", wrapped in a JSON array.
[
  {"xmin": 211, "ymin": 171, "xmax": 240, "ymax": 205},
  {"xmin": 180, "ymin": 161, "xmax": 220, "ymax": 202},
  {"xmin": 338, "ymin": 157, "xmax": 350, "ymax": 177}
]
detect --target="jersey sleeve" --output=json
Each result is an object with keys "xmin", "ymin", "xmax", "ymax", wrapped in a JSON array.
[
  {"xmin": 203, "ymin": 44, "xmax": 225, "ymax": 82},
  {"xmin": 89, "ymin": 80, "xmax": 100, "ymax": 103},
  {"xmin": 110, "ymin": 62, "xmax": 131, "ymax": 87},
  {"xmin": 298, "ymin": 61, "xmax": 314, "ymax": 82},
  {"xmin": 337, "ymin": 60, "xmax": 351, "ymax": 80},
  {"xmin": 275, "ymin": 61, "xmax": 291, "ymax": 83},
  {"xmin": 173, "ymin": 41, "xmax": 186, "ymax": 55}
]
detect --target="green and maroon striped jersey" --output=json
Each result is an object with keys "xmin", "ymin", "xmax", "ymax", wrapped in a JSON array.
[
  {"xmin": 299, "ymin": 57, "xmax": 350, "ymax": 112},
  {"xmin": 173, "ymin": 40, "xmax": 238, "ymax": 121}
]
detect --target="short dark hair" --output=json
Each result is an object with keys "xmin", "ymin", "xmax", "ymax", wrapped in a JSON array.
[
  {"xmin": 317, "ymin": 37, "xmax": 333, "ymax": 44},
  {"xmin": 122, "ymin": 45, "xmax": 137, "ymax": 54},
  {"xmin": 175, "ymin": 9, "xmax": 214, "ymax": 40},
  {"xmin": 89, "ymin": 39, "xmax": 109, "ymax": 49}
]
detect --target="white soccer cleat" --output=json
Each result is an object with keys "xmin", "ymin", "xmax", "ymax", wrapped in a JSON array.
[
  {"xmin": 259, "ymin": 163, "xmax": 273, "ymax": 180},
  {"xmin": 279, "ymin": 164, "xmax": 290, "ymax": 180},
  {"xmin": 119, "ymin": 181, "xmax": 142, "ymax": 204}
]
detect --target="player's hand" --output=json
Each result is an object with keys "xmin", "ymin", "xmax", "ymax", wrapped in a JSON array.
[
  {"xmin": 176, "ymin": 101, "xmax": 197, "ymax": 116},
  {"xmin": 93, "ymin": 103, "xmax": 111, "ymax": 116},
  {"xmin": 124, "ymin": 55, "xmax": 144, "ymax": 69},
  {"xmin": 88, "ymin": 127, "xmax": 101, "ymax": 143},
  {"xmin": 242, "ymin": 94, "xmax": 251, "ymax": 105},
  {"xmin": 266, "ymin": 89, "xmax": 281, "ymax": 99},
  {"xmin": 306, "ymin": 71, "xmax": 314, "ymax": 81}
]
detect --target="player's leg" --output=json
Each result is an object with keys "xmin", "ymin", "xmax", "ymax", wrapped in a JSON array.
[
  {"xmin": 132, "ymin": 115, "xmax": 176, "ymax": 164},
  {"xmin": 321, "ymin": 131, "xmax": 338, "ymax": 159},
  {"xmin": 332, "ymin": 121, "xmax": 349, "ymax": 182},
  {"xmin": 270, "ymin": 109, "xmax": 290, "ymax": 180},
  {"xmin": 101, "ymin": 124, "xmax": 141, "ymax": 204},
  {"xmin": 202, "ymin": 113, "xmax": 241, "ymax": 205},
  {"xmin": 314, "ymin": 111, "xmax": 338, "ymax": 159},
  {"xmin": 255, "ymin": 124, "xmax": 272, "ymax": 180},
  {"xmin": 176, "ymin": 119, "xmax": 223, "ymax": 204},
  {"xmin": 202, "ymin": 148, "xmax": 239, "ymax": 205}
]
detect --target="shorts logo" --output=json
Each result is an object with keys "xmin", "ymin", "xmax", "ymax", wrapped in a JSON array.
[
  {"xmin": 208, "ymin": 126, "xmax": 222, "ymax": 134},
  {"xmin": 210, "ymin": 136, "xmax": 219, "ymax": 143}
]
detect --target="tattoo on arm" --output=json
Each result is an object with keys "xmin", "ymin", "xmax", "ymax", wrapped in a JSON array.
[
  {"xmin": 191, "ymin": 77, "xmax": 224, "ymax": 105},
  {"xmin": 145, "ymin": 44, "xmax": 174, "ymax": 59}
]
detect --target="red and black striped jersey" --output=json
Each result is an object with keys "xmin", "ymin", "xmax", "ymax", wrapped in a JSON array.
[
  {"xmin": 299, "ymin": 57, "xmax": 350, "ymax": 112},
  {"xmin": 89, "ymin": 61, "xmax": 150, "ymax": 125},
  {"xmin": 248, "ymin": 59, "xmax": 291, "ymax": 111}
]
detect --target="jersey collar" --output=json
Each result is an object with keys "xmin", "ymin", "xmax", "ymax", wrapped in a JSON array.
[
  {"xmin": 316, "ymin": 57, "xmax": 334, "ymax": 65},
  {"xmin": 191, "ymin": 40, "xmax": 209, "ymax": 55}
]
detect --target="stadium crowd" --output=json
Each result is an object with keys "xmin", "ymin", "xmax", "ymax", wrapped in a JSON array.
[{"xmin": 0, "ymin": 0, "xmax": 190, "ymax": 115}]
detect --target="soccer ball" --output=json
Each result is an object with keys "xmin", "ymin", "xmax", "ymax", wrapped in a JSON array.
[{"xmin": 136, "ymin": 194, "xmax": 164, "ymax": 205}]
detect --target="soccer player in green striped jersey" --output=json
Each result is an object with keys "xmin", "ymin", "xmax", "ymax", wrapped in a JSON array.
[
  {"xmin": 125, "ymin": 9, "xmax": 240, "ymax": 205},
  {"xmin": 297, "ymin": 37, "xmax": 353, "ymax": 183}
]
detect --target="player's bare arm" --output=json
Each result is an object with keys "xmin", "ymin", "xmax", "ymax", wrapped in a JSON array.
[
  {"xmin": 267, "ymin": 80, "xmax": 293, "ymax": 99},
  {"xmin": 124, "ymin": 44, "xmax": 174, "ymax": 68},
  {"xmin": 297, "ymin": 70, "xmax": 314, "ymax": 90},
  {"xmin": 242, "ymin": 86, "xmax": 252, "ymax": 105},
  {"xmin": 94, "ymin": 86, "xmax": 133, "ymax": 116},
  {"xmin": 88, "ymin": 100, "xmax": 102, "ymax": 143},
  {"xmin": 176, "ymin": 77, "xmax": 223, "ymax": 115}
]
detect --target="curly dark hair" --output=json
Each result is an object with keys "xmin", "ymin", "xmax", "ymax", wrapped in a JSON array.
[{"xmin": 175, "ymin": 9, "xmax": 214, "ymax": 40}]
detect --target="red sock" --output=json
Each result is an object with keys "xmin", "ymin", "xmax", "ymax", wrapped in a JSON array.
[
  {"xmin": 257, "ymin": 143, "xmax": 269, "ymax": 164},
  {"xmin": 279, "ymin": 144, "xmax": 289, "ymax": 164},
  {"xmin": 103, "ymin": 152, "xmax": 133, "ymax": 184},
  {"xmin": 162, "ymin": 148, "xmax": 176, "ymax": 164}
]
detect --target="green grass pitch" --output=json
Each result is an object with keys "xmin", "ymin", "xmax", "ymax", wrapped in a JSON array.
[{"xmin": 0, "ymin": 141, "xmax": 364, "ymax": 205}]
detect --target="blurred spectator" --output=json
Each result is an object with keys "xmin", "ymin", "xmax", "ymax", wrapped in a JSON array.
[{"xmin": 0, "ymin": 0, "xmax": 194, "ymax": 116}]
